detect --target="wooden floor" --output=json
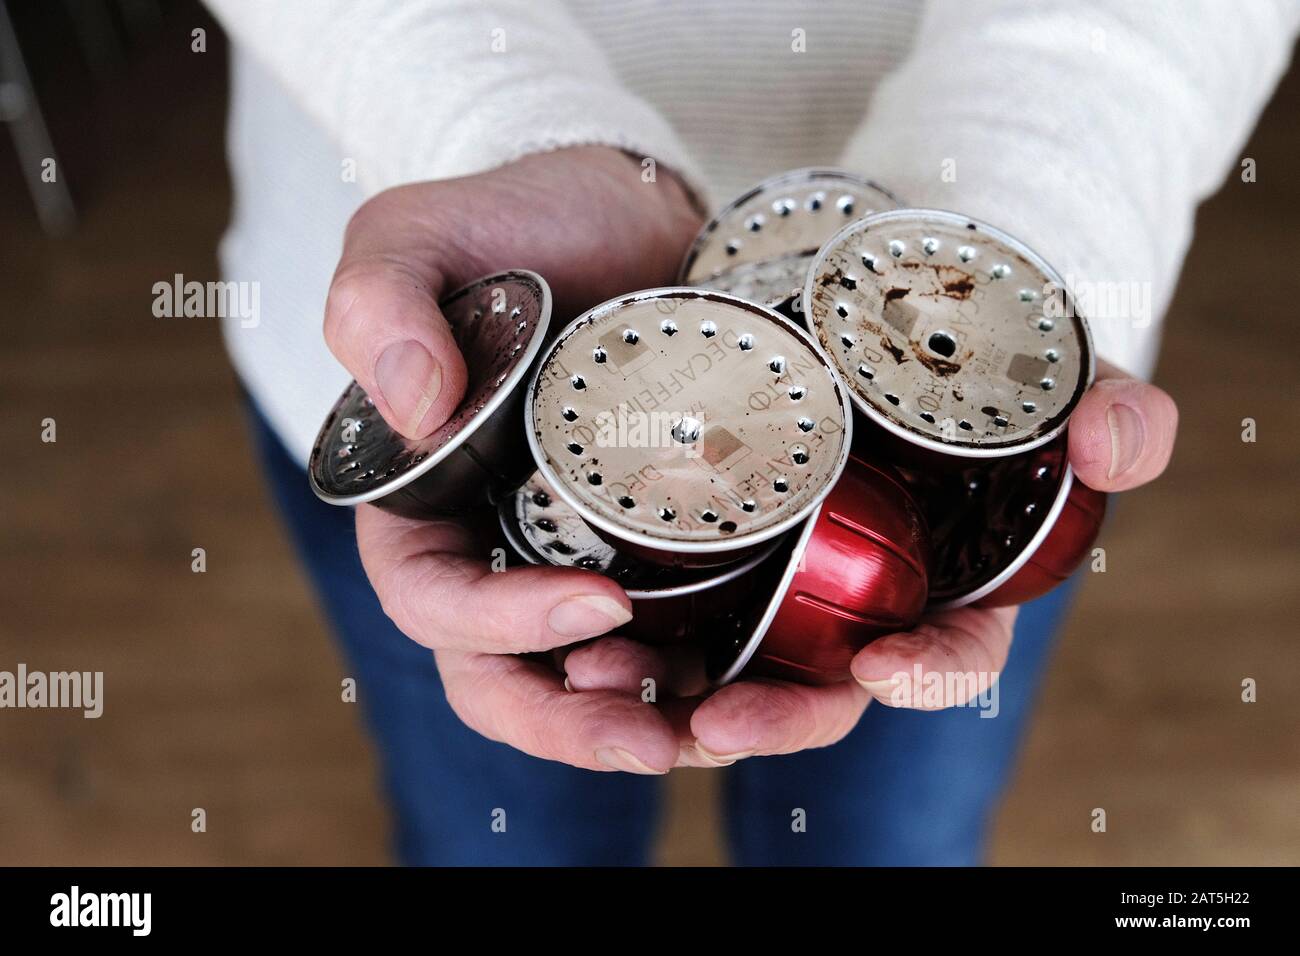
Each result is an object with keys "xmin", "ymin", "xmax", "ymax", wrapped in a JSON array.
[{"xmin": 1, "ymin": 12, "xmax": 1296, "ymax": 866}]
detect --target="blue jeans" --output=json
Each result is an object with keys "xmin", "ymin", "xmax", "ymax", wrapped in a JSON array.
[{"xmin": 248, "ymin": 403, "xmax": 1074, "ymax": 865}]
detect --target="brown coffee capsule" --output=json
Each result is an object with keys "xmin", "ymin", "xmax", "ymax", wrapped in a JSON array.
[
  {"xmin": 804, "ymin": 209, "xmax": 1094, "ymax": 460},
  {"xmin": 679, "ymin": 168, "xmax": 902, "ymax": 307},
  {"xmin": 525, "ymin": 287, "xmax": 852, "ymax": 568},
  {"xmin": 309, "ymin": 270, "xmax": 551, "ymax": 518}
]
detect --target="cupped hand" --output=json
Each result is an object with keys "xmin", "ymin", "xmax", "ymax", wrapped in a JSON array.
[
  {"xmin": 565, "ymin": 362, "xmax": 1179, "ymax": 767},
  {"xmin": 326, "ymin": 146, "xmax": 703, "ymax": 773}
]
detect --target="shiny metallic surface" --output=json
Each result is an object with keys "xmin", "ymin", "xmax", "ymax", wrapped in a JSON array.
[
  {"xmin": 679, "ymin": 169, "xmax": 902, "ymax": 302},
  {"xmin": 505, "ymin": 470, "xmax": 632, "ymax": 577},
  {"xmin": 309, "ymin": 270, "xmax": 551, "ymax": 517},
  {"xmin": 707, "ymin": 454, "xmax": 930, "ymax": 686},
  {"xmin": 805, "ymin": 209, "xmax": 1094, "ymax": 458},
  {"xmin": 975, "ymin": 477, "xmax": 1107, "ymax": 608},
  {"xmin": 526, "ymin": 287, "xmax": 852, "ymax": 566},
  {"xmin": 497, "ymin": 470, "xmax": 781, "ymax": 644},
  {"xmin": 902, "ymin": 433, "xmax": 1074, "ymax": 609},
  {"xmin": 694, "ymin": 254, "xmax": 822, "ymax": 308}
]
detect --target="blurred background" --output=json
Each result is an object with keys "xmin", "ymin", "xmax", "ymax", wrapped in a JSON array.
[{"xmin": 1, "ymin": 2, "xmax": 1296, "ymax": 866}]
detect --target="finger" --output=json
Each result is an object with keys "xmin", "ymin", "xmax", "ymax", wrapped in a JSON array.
[
  {"xmin": 562, "ymin": 636, "xmax": 709, "ymax": 698},
  {"xmin": 323, "ymin": 190, "xmax": 469, "ymax": 439},
  {"xmin": 659, "ymin": 696, "xmax": 732, "ymax": 768},
  {"xmin": 437, "ymin": 649, "xmax": 678, "ymax": 773},
  {"xmin": 357, "ymin": 504, "xmax": 632, "ymax": 653},
  {"xmin": 558, "ymin": 643, "xmax": 719, "ymax": 768},
  {"xmin": 1068, "ymin": 362, "xmax": 1178, "ymax": 492},
  {"xmin": 849, "ymin": 605, "xmax": 1017, "ymax": 708},
  {"xmin": 688, "ymin": 678, "xmax": 871, "ymax": 762}
]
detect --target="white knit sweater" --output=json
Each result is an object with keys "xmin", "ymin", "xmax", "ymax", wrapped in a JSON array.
[{"xmin": 205, "ymin": 0, "xmax": 1299, "ymax": 466}]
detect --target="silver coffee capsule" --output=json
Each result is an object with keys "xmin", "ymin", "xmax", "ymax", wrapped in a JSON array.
[
  {"xmin": 498, "ymin": 470, "xmax": 779, "ymax": 593},
  {"xmin": 525, "ymin": 288, "xmax": 852, "ymax": 567},
  {"xmin": 679, "ymin": 168, "xmax": 902, "ymax": 307},
  {"xmin": 499, "ymin": 470, "xmax": 649, "ymax": 583},
  {"xmin": 804, "ymin": 209, "xmax": 1095, "ymax": 458},
  {"xmin": 309, "ymin": 270, "xmax": 552, "ymax": 517},
  {"xmin": 498, "ymin": 470, "xmax": 781, "ymax": 645}
]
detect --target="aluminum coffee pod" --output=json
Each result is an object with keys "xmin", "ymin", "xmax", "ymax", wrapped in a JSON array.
[
  {"xmin": 706, "ymin": 454, "xmax": 930, "ymax": 686},
  {"xmin": 899, "ymin": 432, "xmax": 1102, "ymax": 609},
  {"xmin": 498, "ymin": 471, "xmax": 778, "ymax": 644},
  {"xmin": 309, "ymin": 270, "xmax": 552, "ymax": 518},
  {"xmin": 973, "ymin": 477, "xmax": 1107, "ymax": 608},
  {"xmin": 526, "ymin": 288, "xmax": 852, "ymax": 568},
  {"xmin": 500, "ymin": 470, "xmax": 650, "ymax": 582},
  {"xmin": 805, "ymin": 209, "xmax": 1095, "ymax": 460},
  {"xmin": 679, "ymin": 168, "xmax": 902, "ymax": 308}
]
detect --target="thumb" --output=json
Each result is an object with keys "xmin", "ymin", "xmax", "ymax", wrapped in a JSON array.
[
  {"xmin": 1068, "ymin": 361, "xmax": 1178, "ymax": 492},
  {"xmin": 323, "ymin": 190, "xmax": 469, "ymax": 439}
]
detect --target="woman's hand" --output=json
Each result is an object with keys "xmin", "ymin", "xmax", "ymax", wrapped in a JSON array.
[
  {"xmin": 327, "ymin": 145, "xmax": 1180, "ymax": 771},
  {"xmin": 564, "ymin": 363, "xmax": 1179, "ymax": 766},
  {"xmin": 326, "ymin": 146, "xmax": 703, "ymax": 773}
]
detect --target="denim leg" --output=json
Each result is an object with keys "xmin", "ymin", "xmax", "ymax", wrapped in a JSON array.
[
  {"xmin": 723, "ymin": 583, "xmax": 1076, "ymax": 865},
  {"xmin": 245, "ymin": 401, "xmax": 661, "ymax": 865}
]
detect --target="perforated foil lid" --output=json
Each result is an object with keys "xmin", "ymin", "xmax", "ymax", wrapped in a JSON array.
[
  {"xmin": 498, "ymin": 471, "xmax": 781, "ymax": 596},
  {"xmin": 679, "ymin": 169, "xmax": 902, "ymax": 305},
  {"xmin": 501, "ymin": 470, "xmax": 637, "ymax": 578},
  {"xmin": 526, "ymin": 288, "xmax": 852, "ymax": 558},
  {"xmin": 696, "ymin": 255, "xmax": 819, "ymax": 309},
  {"xmin": 309, "ymin": 270, "xmax": 551, "ymax": 510},
  {"xmin": 805, "ymin": 209, "xmax": 1094, "ymax": 457}
]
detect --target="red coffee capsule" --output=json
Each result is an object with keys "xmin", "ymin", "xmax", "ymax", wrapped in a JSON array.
[
  {"xmin": 804, "ymin": 209, "xmax": 1095, "ymax": 463},
  {"xmin": 309, "ymin": 270, "xmax": 552, "ymax": 517},
  {"xmin": 679, "ymin": 168, "xmax": 902, "ymax": 309},
  {"xmin": 706, "ymin": 454, "xmax": 930, "ymax": 686},
  {"xmin": 899, "ymin": 433, "xmax": 1104, "ymax": 609},
  {"xmin": 972, "ymin": 475, "xmax": 1107, "ymax": 608},
  {"xmin": 526, "ymin": 288, "xmax": 852, "ymax": 569},
  {"xmin": 498, "ymin": 471, "xmax": 779, "ymax": 645}
]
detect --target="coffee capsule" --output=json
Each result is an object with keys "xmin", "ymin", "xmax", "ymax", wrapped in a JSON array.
[
  {"xmin": 309, "ymin": 270, "xmax": 551, "ymax": 518},
  {"xmin": 498, "ymin": 471, "xmax": 780, "ymax": 645},
  {"xmin": 972, "ymin": 473, "xmax": 1107, "ymax": 609},
  {"xmin": 804, "ymin": 209, "xmax": 1094, "ymax": 461},
  {"xmin": 706, "ymin": 454, "xmax": 930, "ymax": 686},
  {"xmin": 679, "ymin": 168, "xmax": 902, "ymax": 308},
  {"xmin": 526, "ymin": 288, "xmax": 852, "ymax": 568},
  {"xmin": 897, "ymin": 432, "xmax": 1101, "ymax": 609},
  {"xmin": 500, "ymin": 470, "xmax": 644, "ymax": 580}
]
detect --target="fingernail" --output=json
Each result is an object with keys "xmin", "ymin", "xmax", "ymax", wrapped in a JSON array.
[
  {"xmin": 548, "ymin": 595, "xmax": 632, "ymax": 639},
  {"xmin": 1106, "ymin": 403, "xmax": 1144, "ymax": 480},
  {"xmin": 562, "ymin": 677, "xmax": 573, "ymax": 693},
  {"xmin": 856, "ymin": 676, "xmax": 910, "ymax": 705},
  {"xmin": 375, "ymin": 340, "xmax": 442, "ymax": 437},
  {"xmin": 696, "ymin": 743, "xmax": 754, "ymax": 764},
  {"xmin": 679, "ymin": 744, "xmax": 735, "ymax": 768},
  {"xmin": 594, "ymin": 747, "xmax": 666, "ymax": 775}
]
